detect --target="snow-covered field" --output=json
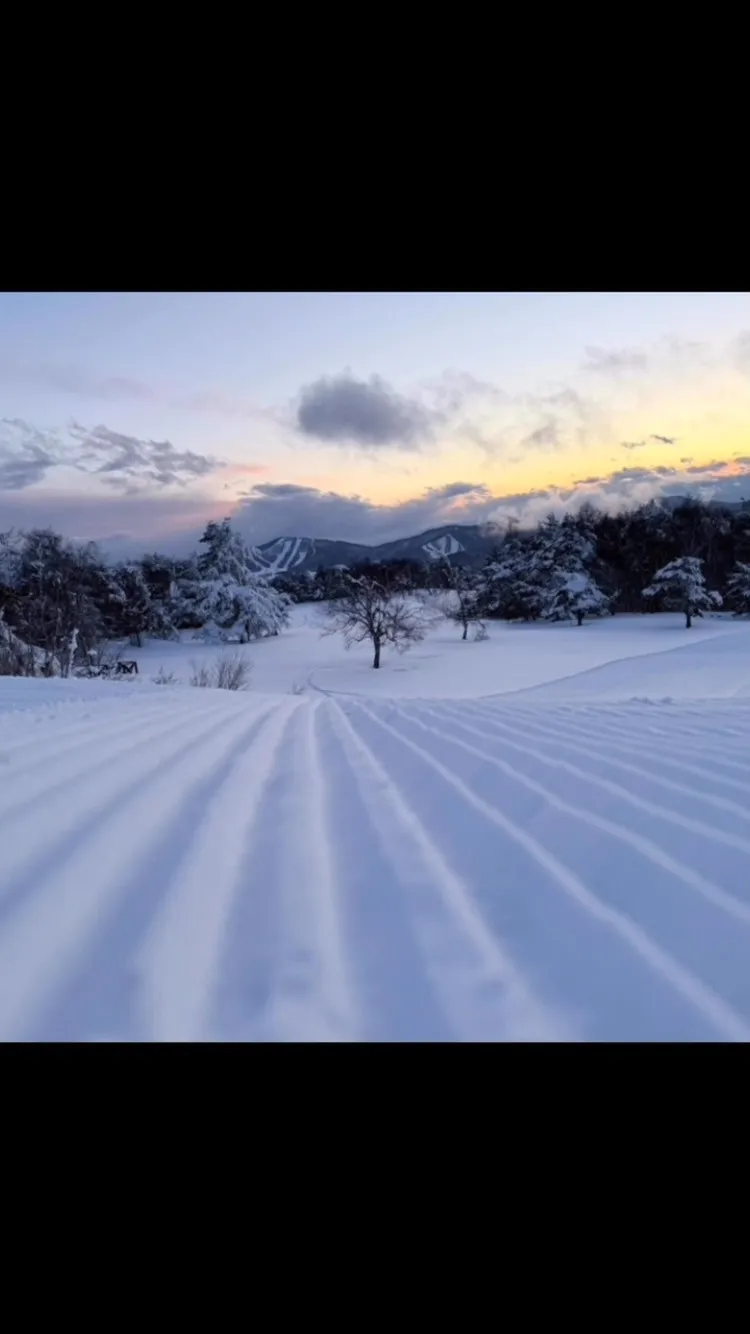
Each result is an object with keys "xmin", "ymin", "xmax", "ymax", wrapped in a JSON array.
[{"xmin": 1, "ymin": 609, "xmax": 750, "ymax": 1041}]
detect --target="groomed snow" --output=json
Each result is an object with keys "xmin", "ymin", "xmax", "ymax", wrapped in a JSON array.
[{"xmin": 1, "ymin": 609, "xmax": 750, "ymax": 1041}]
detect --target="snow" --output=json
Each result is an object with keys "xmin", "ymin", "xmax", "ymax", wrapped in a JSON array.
[
  {"xmin": 127, "ymin": 605, "xmax": 746, "ymax": 699},
  {"xmin": 423, "ymin": 534, "xmax": 464, "ymax": 559},
  {"xmin": 1, "ymin": 608, "xmax": 750, "ymax": 1042}
]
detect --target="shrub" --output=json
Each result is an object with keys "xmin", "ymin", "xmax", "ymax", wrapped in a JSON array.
[{"xmin": 190, "ymin": 652, "xmax": 251, "ymax": 690}]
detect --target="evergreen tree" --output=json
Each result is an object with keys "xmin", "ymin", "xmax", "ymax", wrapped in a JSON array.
[
  {"xmin": 182, "ymin": 518, "xmax": 291, "ymax": 642},
  {"xmin": 642, "ymin": 556, "xmax": 722, "ymax": 627},
  {"xmin": 727, "ymin": 561, "xmax": 750, "ymax": 616},
  {"xmin": 543, "ymin": 570, "xmax": 610, "ymax": 625}
]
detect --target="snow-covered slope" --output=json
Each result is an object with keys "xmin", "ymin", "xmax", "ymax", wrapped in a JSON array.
[
  {"xmin": 2, "ymin": 613, "xmax": 750, "ymax": 1041},
  {"xmin": 248, "ymin": 536, "xmax": 311, "ymax": 574},
  {"xmin": 422, "ymin": 533, "xmax": 464, "ymax": 559}
]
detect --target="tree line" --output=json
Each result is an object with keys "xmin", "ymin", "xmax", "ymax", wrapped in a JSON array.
[
  {"xmin": 0, "ymin": 519, "xmax": 290, "ymax": 677},
  {"xmin": 2, "ymin": 498, "xmax": 750, "ymax": 676}
]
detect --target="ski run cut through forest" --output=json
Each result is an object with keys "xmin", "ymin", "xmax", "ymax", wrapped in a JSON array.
[{"xmin": 3, "ymin": 503, "xmax": 750, "ymax": 1042}]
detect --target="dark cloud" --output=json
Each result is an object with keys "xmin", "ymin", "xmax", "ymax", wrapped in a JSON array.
[
  {"xmin": 0, "ymin": 419, "xmax": 60, "ymax": 489},
  {"xmin": 651, "ymin": 433, "xmax": 677, "ymax": 445},
  {"xmin": 582, "ymin": 345, "xmax": 650, "ymax": 375},
  {"xmin": 621, "ymin": 440, "xmax": 647, "ymax": 451},
  {"xmin": 0, "ymin": 417, "xmax": 221, "ymax": 495},
  {"xmin": 230, "ymin": 479, "xmax": 496, "ymax": 548},
  {"xmin": 296, "ymin": 373, "xmax": 438, "ymax": 448},
  {"xmin": 67, "ymin": 422, "xmax": 219, "ymax": 489}
]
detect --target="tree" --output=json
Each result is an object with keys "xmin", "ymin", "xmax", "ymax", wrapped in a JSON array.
[
  {"xmin": 181, "ymin": 518, "xmax": 291, "ymax": 642},
  {"xmin": 323, "ymin": 575, "xmax": 432, "ymax": 668},
  {"xmin": 727, "ymin": 561, "xmax": 750, "ymax": 616},
  {"xmin": 542, "ymin": 570, "xmax": 610, "ymax": 626},
  {"xmin": 111, "ymin": 564, "xmax": 153, "ymax": 646},
  {"xmin": 6, "ymin": 529, "xmax": 112, "ymax": 674},
  {"xmin": 480, "ymin": 536, "xmax": 545, "ymax": 622},
  {"xmin": 642, "ymin": 556, "xmax": 722, "ymax": 627},
  {"xmin": 438, "ymin": 560, "xmax": 485, "ymax": 639}
]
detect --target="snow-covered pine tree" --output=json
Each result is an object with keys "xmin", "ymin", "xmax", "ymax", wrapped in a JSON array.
[
  {"xmin": 183, "ymin": 518, "xmax": 291, "ymax": 642},
  {"xmin": 642, "ymin": 556, "xmax": 722, "ymax": 627},
  {"xmin": 543, "ymin": 570, "xmax": 610, "ymax": 626},
  {"xmin": 480, "ymin": 537, "xmax": 546, "ymax": 621},
  {"xmin": 111, "ymin": 563, "xmax": 153, "ymax": 646},
  {"xmin": 726, "ymin": 561, "xmax": 750, "ymax": 616},
  {"xmin": 527, "ymin": 513, "xmax": 608, "ymax": 624}
]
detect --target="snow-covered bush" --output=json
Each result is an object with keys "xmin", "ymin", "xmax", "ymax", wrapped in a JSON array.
[
  {"xmin": 152, "ymin": 667, "xmax": 178, "ymax": 685},
  {"xmin": 642, "ymin": 556, "xmax": 722, "ymax": 628}
]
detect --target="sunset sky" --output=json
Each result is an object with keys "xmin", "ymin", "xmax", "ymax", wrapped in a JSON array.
[{"xmin": 2, "ymin": 291, "xmax": 750, "ymax": 554}]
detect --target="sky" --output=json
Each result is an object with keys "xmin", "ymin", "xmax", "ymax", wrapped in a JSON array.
[{"xmin": 2, "ymin": 291, "xmax": 750, "ymax": 555}]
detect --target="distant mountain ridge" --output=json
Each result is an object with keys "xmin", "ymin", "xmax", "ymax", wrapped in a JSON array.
[
  {"xmin": 244, "ymin": 494, "xmax": 750, "ymax": 575},
  {"xmin": 245, "ymin": 524, "xmax": 498, "ymax": 574}
]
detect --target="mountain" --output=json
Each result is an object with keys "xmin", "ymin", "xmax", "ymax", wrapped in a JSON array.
[
  {"xmin": 245, "ymin": 524, "xmax": 500, "ymax": 575},
  {"xmin": 246, "ymin": 494, "xmax": 750, "ymax": 577}
]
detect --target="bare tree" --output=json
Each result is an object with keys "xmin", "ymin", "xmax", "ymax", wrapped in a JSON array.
[
  {"xmin": 323, "ymin": 575, "xmax": 432, "ymax": 668},
  {"xmin": 438, "ymin": 560, "xmax": 486, "ymax": 640}
]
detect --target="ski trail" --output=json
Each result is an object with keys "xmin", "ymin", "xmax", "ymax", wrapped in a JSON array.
[
  {"xmin": 406, "ymin": 704, "xmax": 750, "ymax": 928},
  {"xmin": 407, "ymin": 704, "xmax": 750, "ymax": 1013},
  {"xmin": 417, "ymin": 704, "xmax": 750, "ymax": 858},
  {"xmin": 134, "ymin": 700, "xmax": 303, "ymax": 1043},
  {"xmin": 0, "ymin": 699, "xmax": 281, "ymax": 1042},
  {"xmin": 538, "ymin": 703, "xmax": 750, "ymax": 765},
  {"xmin": 506, "ymin": 703, "xmax": 750, "ymax": 777},
  {"xmin": 0, "ymin": 695, "xmax": 227, "ymax": 824},
  {"xmin": 24, "ymin": 702, "xmax": 285, "ymax": 1042},
  {"xmin": 208, "ymin": 701, "xmax": 359, "ymax": 1043},
  {"xmin": 312, "ymin": 704, "xmax": 455, "ymax": 1041},
  {"xmin": 324, "ymin": 701, "xmax": 569, "ymax": 1042},
  {"xmin": 0, "ymin": 694, "xmax": 175, "ymax": 767},
  {"xmin": 347, "ymin": 702, "xmax": 750, "ymax": 1042},
  {"xmin": 435, "ymin": 701, "xmax": 750, "ymax": 823},
  {"xmin": 0, "ymin": 697, "xmax": 241, "ymax": 905},
  {"xmin": 487, "ymin": 703, "xmax": 750, "ymax": 797}
]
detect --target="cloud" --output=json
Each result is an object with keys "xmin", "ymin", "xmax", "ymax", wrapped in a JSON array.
[
  {"xmin": 485, "ymin": 458, "xmax": 750, "ymax": 530},
  {"xmin": 524, "ymin": 420, "xmax": 561, "ymax": 449},
  {"xmin": 67, "ymin": 422, "xmax": 220, "ymax": 490},
  {"xmin": 230, "ymin": 479, "xmax": 497, "ymax": 548},
  {"xmin": 0, "ymin": 416, "xmax": 221, "ymax": 495},
  {"xmin": 651, "ymin": 433, "xmax": 677, "ymax": 445},
  {"xmin": 0, "ymin": 357, "xmax": 275, "ymax": 423},
  {"xmin": 731, "ymin": 331, "xmax": 750, "ymax": 375},
  {"xmin": 4, "ymin": 452, "xmax": 750, "ymax": 560},
  {"xmin": 0, "ymin": 486, "xmax": 223, "ymax": 555},
  {"xmin": 296, "ymin": 372, "xmax": 439, "ymax": 448},
  {"xmin": 621, "ymin": 440, "xmax": 647, "ymax": 450},
  {"xmin": 583, "ymin": 345, "xmax": 650, "ymax": 375},
  {"xmin": 0, "ymin": 419, "xmax": 60, "ymax": 489}
]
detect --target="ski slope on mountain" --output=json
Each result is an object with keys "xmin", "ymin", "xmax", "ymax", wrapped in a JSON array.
[{"xmin": 1, "ymin": 612, "xmax": 750, "ymax": 1042}]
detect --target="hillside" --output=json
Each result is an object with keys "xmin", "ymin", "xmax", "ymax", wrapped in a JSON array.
[
  {"xmin": 244, "ymin": 496, "xmax": 750, "ymax": 575},
  {"xmin": 2, "ymin": 610, "xmax": 750, "ymax": 1041},
  {"xmin": 246, "ymin": 524, "xmax": 499, "ymax": 575}
]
